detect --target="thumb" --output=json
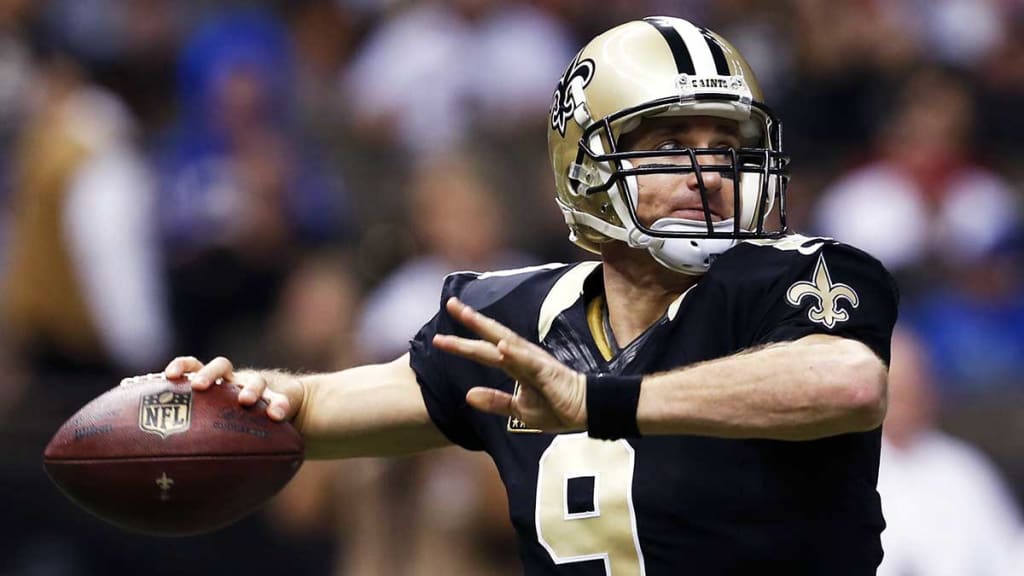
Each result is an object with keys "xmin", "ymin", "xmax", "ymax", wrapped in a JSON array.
[{"xmin": 466, "ymin": 387, "xmax": 515, "ymax": 417}]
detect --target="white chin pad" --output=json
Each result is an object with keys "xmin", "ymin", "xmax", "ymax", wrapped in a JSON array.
[
  {"xmin": 645, "ymin": 218, "xmax": 737, "ymax": 275},
  {"xmin": 649, "ymin": 217, "xmax": 736, "ymax": 235}
]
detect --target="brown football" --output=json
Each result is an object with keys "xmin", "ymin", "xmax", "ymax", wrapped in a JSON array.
[{"xmin": 43, "ymin": 373, "xmax": 304, "ymax": 536}]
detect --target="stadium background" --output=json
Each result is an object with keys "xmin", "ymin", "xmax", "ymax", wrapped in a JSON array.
[{"xmin": 0, "ymin": 0, "xmax": 1022, "ymax": 574}]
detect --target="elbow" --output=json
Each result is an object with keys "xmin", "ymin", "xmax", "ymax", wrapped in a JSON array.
[{"xmin": 831, "ymin": 340, "xmax": 888, "ymax": 431}]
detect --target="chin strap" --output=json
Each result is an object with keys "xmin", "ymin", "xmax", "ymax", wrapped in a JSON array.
[{"xmin": 560, "ymin": 202, "xmax": 660, "ymax": 249}]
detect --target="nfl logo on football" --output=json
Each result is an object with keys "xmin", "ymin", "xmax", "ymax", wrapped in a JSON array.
[{"xmin": 139, "ymin": 391, "xmax": 193, "ymax": 439}]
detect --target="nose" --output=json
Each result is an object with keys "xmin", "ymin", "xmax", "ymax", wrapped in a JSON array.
[{"xmin": 686, "ymin": 157, "xmax": 724, "ymax": 195}]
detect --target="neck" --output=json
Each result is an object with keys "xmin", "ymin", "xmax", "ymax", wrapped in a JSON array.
[{"xmin": 600, "ymin": 242, "xmax": 699, "ymax": 347}]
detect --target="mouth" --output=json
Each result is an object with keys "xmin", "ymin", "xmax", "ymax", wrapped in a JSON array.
[{"xmin": 669, "ymin": 207, "xmax": 724, "ymax": 222}]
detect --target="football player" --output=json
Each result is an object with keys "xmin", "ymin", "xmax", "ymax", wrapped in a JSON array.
[{"xmin": 168, "ymin": 16, "xmax": 897, "ymax": 574}]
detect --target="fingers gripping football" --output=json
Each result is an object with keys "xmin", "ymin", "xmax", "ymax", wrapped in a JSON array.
[{"xmin": 163, "ymin": 356, "xmax": 295, "ymax": 422}]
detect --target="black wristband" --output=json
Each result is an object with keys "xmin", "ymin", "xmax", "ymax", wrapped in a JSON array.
[{"xmin": 586, "ymin": 373, "xmax": 642, "ymax": 439}]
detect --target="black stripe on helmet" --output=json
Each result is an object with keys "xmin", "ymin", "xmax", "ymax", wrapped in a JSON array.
[
  {"xmin": 700, "ymin": 28, "xmax": 730, "ymax": 76},
  {"xmin": 643, "ymin": 17, "xmax": 696, "ymax": 75}
]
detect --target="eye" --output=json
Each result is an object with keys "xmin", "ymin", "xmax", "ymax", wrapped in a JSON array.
[{"xmin": 655, "ymin": 140, "xmax": 684, "ymax": 151}]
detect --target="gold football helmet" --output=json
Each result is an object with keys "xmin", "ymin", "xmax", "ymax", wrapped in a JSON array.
[{"xmin": 548, "ymin": 16, "xmax": 789, "ymax": 274}]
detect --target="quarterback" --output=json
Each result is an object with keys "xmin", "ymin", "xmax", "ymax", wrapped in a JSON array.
[{"xmin": 168, "ymin": 16, "xmax": 897, "ymax": 575}]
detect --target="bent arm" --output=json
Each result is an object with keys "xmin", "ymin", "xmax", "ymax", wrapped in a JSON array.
[
  {"xmin": 276, "ymin": 354, "xmax": 450, "ymax": 459},
  {"xmin": 636, "ymin": 334, "xmax": 888, "ymax": 441}
]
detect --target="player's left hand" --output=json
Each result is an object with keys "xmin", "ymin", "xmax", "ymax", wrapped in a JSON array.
[{"xmin": 433, "ymin": 297, "xmax": 587, "ymax": 433}]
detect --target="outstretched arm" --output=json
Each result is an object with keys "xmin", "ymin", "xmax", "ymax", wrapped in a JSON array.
[
  {"xmin": 635, "ymin": 335, "xmax": 887, "ymax": 440},
  {"xmin": 436, "ymin": 297, "xmax": 887, "ymax": 441},
  {"xmin": 165, "ymin": 354, "xmax": 450, "ymax": 459}
]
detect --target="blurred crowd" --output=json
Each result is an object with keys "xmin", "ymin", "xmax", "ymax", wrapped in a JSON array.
[{"xmin": 0, "ymin": 0, "xmax": 1022, "ymax": 575}]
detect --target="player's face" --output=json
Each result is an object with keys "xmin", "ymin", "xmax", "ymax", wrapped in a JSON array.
[{"xmin": 618, "ymin": 116, "xmax": 740, "ymax": 227}]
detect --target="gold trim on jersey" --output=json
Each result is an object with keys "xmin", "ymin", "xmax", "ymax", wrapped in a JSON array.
[
  {"xmin": 666, "ymin": 284, "xmax": 697, "ymax": 321},
  {"xmin": 538, "ymin": 261, "xmax": 601, "ymax": 342},
  {"xmin": 586, "ymin": 295, "xmax": 615, "ymax": 362},
  {"xmin": 743, "ymin": 233, "xmax": 832, "ymax": 255}
]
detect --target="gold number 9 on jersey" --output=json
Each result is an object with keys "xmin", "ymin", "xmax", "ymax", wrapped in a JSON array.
[{"xmin": 536, "ymin": 433, "xmax": 646, "ymax": 575}]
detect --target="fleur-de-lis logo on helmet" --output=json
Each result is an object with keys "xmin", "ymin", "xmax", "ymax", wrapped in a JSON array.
[
  {"xmin": 786, "ymin": 254, "xmax": 860, "ymax": 329},
  {"xmin": 550, "ymin": 52, "xmax": 595, "ymax": 137}
]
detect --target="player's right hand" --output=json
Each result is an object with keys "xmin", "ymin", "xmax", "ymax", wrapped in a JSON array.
[{"xmin": 164, "ymin": 356, "xmax": 301, "ymax": 422}]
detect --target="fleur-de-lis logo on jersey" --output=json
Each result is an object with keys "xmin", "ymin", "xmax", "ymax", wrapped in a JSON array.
[{"xmin": 785, "ymin": 254, "xmax": 859, "ymax": 329}]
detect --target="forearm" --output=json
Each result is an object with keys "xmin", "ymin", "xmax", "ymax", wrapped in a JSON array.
[
  {"xmin": 257, "ymin": 355, "xmax": 449, "ymax": 459},
  {"xmin": 635, "ymin": 335, "xmax": 888, "ymax": 440}
]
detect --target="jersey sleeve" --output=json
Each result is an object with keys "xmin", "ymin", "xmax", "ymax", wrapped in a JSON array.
[
  {"xmin": 408, "ymin": 272, "xmax": 486, "ymax": 451},
  {"xmin": 754, "ymin": 244, "xmax": 899, "ymax": 363}
]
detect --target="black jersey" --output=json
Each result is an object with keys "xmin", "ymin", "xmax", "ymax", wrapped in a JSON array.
[{"xmin": 409, "ymin": 235, "xmax": 899, "ymax": 576}]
